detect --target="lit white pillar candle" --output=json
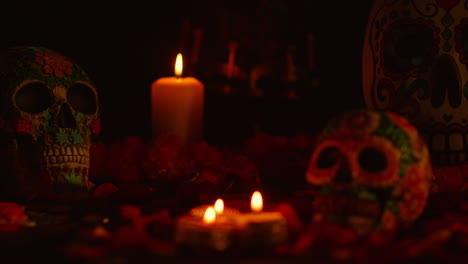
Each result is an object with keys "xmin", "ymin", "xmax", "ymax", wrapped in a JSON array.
[{"xmin": 151, "ymin": 53, "xmax": 204, "ymax": 144}]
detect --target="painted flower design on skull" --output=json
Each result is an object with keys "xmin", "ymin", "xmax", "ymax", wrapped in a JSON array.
[
  {"xmin": 34, "ymin": 52, "xmax": 74, "ymax": 78},
  {"xmin": 0, "ymin": 46, "xmax": 99, "ymax": 199},
  {"xmin": 363, "ymin": 0, "xmax": 468, "ymax": 168},
  {"xmin": 380, "ymin": 18, "xmax": 440, "ymax": 81},
  {"xmin": 338, "ymin": 110, "xmax": 380, "ymax": 138},
  {"xmin": 306, "ymin": 110, "xmax": 432, "ymax": 235},
  {"xmin": 455, "ymin": 18, "xmax": 468, "ymax": 69}
]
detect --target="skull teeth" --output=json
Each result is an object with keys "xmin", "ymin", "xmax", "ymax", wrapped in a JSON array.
[
  {"xmin": 46, "ymin": 155, "xmax": 89, "ymax": 165},
  {"xmin": 425, "ymin": 132, "xmax": 468, "ymax": 164},
  {"xmin": 72, "ymin": 146, "xmax": 78, "ymax": 155},
  {"xmin": 438, "ymin": 133, "xmax": 464, "ymax": 151},
  {"xmin": 44, "ymin": 144, "xmax": 89, "ymax": 166}
]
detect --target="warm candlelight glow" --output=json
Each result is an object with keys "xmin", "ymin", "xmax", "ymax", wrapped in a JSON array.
[
  {"xmin": 214, "ymin": 199, "xmax": 224, "ymax": 214},
  {"xmin": 203, "ymin": 206, "xmax": 216, "ymax": 224},
  {"xmin": 175, "ymin": 53, "xmax": 183, "ymax": 77},
  {"xmin": 151, "ymin": 52, "xmax": 204, "ymax": 145},
  {"xmin": 251, "ymin": 191, "xmax": 263, "ymax": 212},
  {"xmin": 93, "ymin": 226, "xmax": 110, "ymax": 238}
]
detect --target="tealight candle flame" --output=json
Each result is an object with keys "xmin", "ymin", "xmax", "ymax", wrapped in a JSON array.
[
  {"xmin": 175, "ymin": 53, "xmax": 183, "ymax": 77},
  {"xmin": 251, "ymin": 191, "xmax": 263, "ymax": 212},
  {"xmin": 214, "ymin": 198, "xmax": 224, "ymax": 214},
  {"xmin": 203, "ymin": 206, "xmax": 216, "ymax": 224}
]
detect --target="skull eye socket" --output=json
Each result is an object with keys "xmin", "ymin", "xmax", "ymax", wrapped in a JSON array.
[
  {"xmin": 67, "ymin": 83, "xmax": 97, "ymax": 115},
  {"xmin": 15, "ymin": 82, "xmax": 52, "ymax": 114},
  {"xmin": 358, "ymin": 147, "xmax": 387, "ymax": 173},
  {"xmin": 316, "ymin": 147, "xmax": 341, "ymax": 169},
  {"xmin": 383, "ymin": 21, "xmax": 435, "ymax": 75}
]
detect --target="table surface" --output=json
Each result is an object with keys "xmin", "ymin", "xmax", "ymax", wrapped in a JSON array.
[{"xmin": 1, "ymin": 191, "xmax": 467, "ymax": 264}]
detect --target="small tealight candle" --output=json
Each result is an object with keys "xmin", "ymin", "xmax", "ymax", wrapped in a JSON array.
[
  {"xmin": 237, "ymin": 191, "xmax": 288, "ymax": 248},
  {"xmin": 175, "ymin": 205, "xmax": 239, "ymax": 253}
]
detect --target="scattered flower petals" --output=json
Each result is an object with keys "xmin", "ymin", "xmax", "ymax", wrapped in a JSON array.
[{"xmin": 92, "ymin": 182, "xmax": 119, "ymax": 199}]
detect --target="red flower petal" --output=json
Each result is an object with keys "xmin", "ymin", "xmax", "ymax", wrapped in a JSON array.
[
  {"xmin": 92, "ymin": 182, "xmax": 119, "ymax": 199},
  {"xmin": 89, "ymin": 141, "xmax": 109, "ymax": 181},
  {"xmin": 433, "ymin": 165, "xmax": 465, "ymax": 192},
  {"xmin": 275, "ymin": 202, "xmax": 304, "ymax": 237},
  {"xmin": 107, "ymin": 138, "xmax": 146, "ymax": 183},
  {"xmin": 91, "ymin": 119, "xmax": 101, "ymax": 135},
  {"xmin": 119, "ymin": 204, "xmax": 142, "ymax": 222},
  {"xmin": 143, "ymin": 133, "xmax": 183, "ymax": 182},
  {"xmin": 0, "ymin": 202, "xmax": 27, "ymax": 224}
]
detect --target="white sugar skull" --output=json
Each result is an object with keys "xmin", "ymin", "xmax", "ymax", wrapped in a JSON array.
[
  {"xmin": 306, "ymin": 110, "xmax": 432, "ymax": 234},
  {"xmin": 0, "ymin": 46, "xmax": 100, "ymax": 199},
  {"xmin": 363, "ymin": 0, "xmax": 468, "ymax": 165}
]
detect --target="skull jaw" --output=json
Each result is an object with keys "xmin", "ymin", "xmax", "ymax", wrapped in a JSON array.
[
  {"xmin": 44, "ymin": 142, "xmax": 91, "ymax": 197},
  {"xmin": 47, "ymin": 165, "xmax": 90, "ymax": 191},
  {"xmin": 313, "ymin": 186, "xmax": 394, "ymax": 235},
  {"xmin": 43, "ymin": 166, "xmax": 90, "ymax": 201},
  {"xmin": 314, "ymin": 203, "xmax": 381, "ymax": 235},
  {"xmin": 38, "ymin": 122, "xmax": 93, "ymax": 198},
  {"xmin": 0, "ymin": 134, "xmax": 92, "ymax": 200}
]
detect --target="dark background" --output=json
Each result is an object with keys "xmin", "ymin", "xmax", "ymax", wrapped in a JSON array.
[{"xmin": 0, "ymin": 0, "xmax": 374, "ymax": 145}]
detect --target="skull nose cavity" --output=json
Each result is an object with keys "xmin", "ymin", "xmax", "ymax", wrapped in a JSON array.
[
  {"xmin": 430, "ymin": 54, "xmax": 461, "ymax": 108},
  {"xmin": 335, "ymin": 160, "xmax": 353, "ymax": 184},
  {"xmin": 58, "ymin": 104, "xmax": 76, "ymax": 129}
]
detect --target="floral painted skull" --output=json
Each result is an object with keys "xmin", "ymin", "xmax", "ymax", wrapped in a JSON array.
[
  {"xmin": 363, "ymin": 0, "xmax": 468, "ymax": 165},
  {"xmin": 306, "ymin": 110, "xmax": 432, "ymax": 234},
  {"xmin": 0, "ymin": 46, "xmax": 99, "ymax": 199}
]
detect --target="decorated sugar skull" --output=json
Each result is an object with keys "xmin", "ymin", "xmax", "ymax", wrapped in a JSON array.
[
  {"xmin": 0, "ymin": 46, "xmax": 100, "ymax": 198},
  {"xmin": 306, "ymin": 110, "xmax": 432, "ymax": 234},
  {"xmin": 363, "ymin": 0, "xmax": 468, "ymax": 165}
]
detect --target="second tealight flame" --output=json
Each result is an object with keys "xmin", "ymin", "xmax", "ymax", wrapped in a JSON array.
[
  {"xmin": 175, "ymin": 53, "xmax": 183, "ymax": 77},
  {"xmin": 203, "ymin": 206, "xmax": 216, "ymax": 224},
  {"xmin": 214, "ymin": 198, "xmax": 224, "ymax": 214},
  {"xmin": 251, "ymin": 191, "xmax": 263, "ymax": 212}
]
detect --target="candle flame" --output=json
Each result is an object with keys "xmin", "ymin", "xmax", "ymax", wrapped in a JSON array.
[
  {"xmin": 175, "ymin": 53, "xmax": 183, "ymax": 77},
  {"xmin": 214, "ymin": 199, "xmax": 224, "ymax": 214},
  {"xmin": 251, "ymin": 191, "xmax": 263, "ymax": 212},
  {"xmin": 203, "ymin": 206, "xmax": 216, "ymax": 224}
]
